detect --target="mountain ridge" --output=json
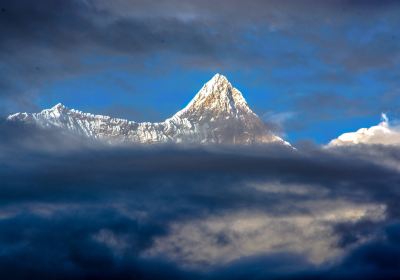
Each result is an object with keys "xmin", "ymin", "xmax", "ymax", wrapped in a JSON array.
[{"xmin": 7, "ymin": 74, "xmax": 290, "ymax": 146}]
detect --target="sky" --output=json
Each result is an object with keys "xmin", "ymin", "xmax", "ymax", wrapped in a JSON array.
[
  {"xmin": 2, "ymin": 2, "xmax": 400, "ymax": 279},
  {"xmin": 1, "ymin": 0, "xmax": 400, "ymax": 144}
]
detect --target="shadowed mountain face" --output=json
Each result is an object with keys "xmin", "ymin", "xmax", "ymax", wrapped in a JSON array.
[{"xmin": 7, "ymin": 74, "xmax": 289, "ymax": 145}]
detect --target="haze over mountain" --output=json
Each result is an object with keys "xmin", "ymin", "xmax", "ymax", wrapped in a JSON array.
[{"xmin": 7, "ymin": 74, "xmax": 289, "ymax": 146}]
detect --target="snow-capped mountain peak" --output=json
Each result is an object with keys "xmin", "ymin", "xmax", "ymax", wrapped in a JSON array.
[
  {"xmin": 175, "ymin": 73, "xmax": 252, "ymax": 119},
  {"xmin": 45, "ymin": 103, "xmax": 67, "ymax": 116},
  {"xmin": 51, "ymin": 103, "xmax": 66, "ymax": 110},
  {"xmin": 7, "ymin": 74, "xmax": 290, "ymax": 146}
]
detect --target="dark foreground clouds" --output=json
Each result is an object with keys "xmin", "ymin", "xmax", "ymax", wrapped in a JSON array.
[{"xmin": 1, "ymin": 122, "xmax": 400, "ymax": 279}]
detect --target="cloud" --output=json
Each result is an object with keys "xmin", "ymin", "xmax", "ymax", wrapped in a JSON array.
[
  {"xmin": 328, "ymin": 113, "xmax": 400, "ymax": 146},
  {"xmin": 1, "ymin": 122, "xmax": 400, "ymax": 278},
  {"xmin": 0, "ymin": 0, "xmax": 240, "ymax": 112},
  {"xmin": 1, "ymin": 0, "xmax": 400, "ymax": 116},
  {"xmin": 262, "ymin": 111, "xmax": 297, "ymax": 136},
  {"xmin": 146, "ymin": 202, "xmax": 385, "ymax": 267}
]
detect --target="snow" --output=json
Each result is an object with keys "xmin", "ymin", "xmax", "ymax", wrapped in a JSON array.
[{"xmin": 7, "ymin": 74, "xmax": 290, "ymax": 146}]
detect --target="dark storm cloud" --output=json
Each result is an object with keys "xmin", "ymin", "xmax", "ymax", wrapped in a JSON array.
[
  {"xmin": 1, "ymin": 120, "xmax": 398, "ymax": 213},
  {"xmin": 1, "ymin": 122, "xmax": 400, "ymax": 279}
]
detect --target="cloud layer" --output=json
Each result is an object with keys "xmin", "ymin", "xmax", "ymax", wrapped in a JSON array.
[{"xmin": 1, "ymin": 122, "xmax": 400, "ymax": 279}]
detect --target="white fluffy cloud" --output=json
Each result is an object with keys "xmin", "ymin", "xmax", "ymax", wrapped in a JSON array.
[{"xmin": 328, "ymin": 114, "xmax": 400, "ymax": 146}]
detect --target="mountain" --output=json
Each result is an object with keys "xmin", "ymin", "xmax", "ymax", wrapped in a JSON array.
[
  {"xmin": 7, "ymin": 74, "xmax": 290, "ymax": 146},
  {"xmin": 327, "ymin": 113, "xmax": 400, "ymax": 147}
]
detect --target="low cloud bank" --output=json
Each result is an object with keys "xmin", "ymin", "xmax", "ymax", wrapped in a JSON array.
[{"xmin": 1, "ymin": 122, "xmax": 400, "ymax": 279}]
